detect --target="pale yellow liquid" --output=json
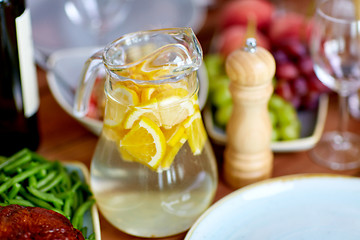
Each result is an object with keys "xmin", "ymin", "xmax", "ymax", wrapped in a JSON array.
[{"xmin": 91, "ymin": 136, "xmax": 218, "ymax": 237}]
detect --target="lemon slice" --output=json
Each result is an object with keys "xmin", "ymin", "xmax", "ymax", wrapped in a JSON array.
[
  {"xmin": 118, "ymin": 147, "xmax": 136, "ymax": 162},
  {"xmin": 109, "ymin": 84, "xmax": 139, "ymax": 105},
  {"xmin": 161, "ymin": 136, "xmax": 187, "ymax": 170},
  {"xmin": 102, "ymin": 125, "xmax": 129, "ymax": 142},
  {"xmin": 152, "ymin": 88, "xmax": 195, "ymax": 128},
  {"xmin": 141, "ymin": 87, "xmax": 156, "ymax": 102},
  {"xmin": 184, "ymin": 111, "xmax": 207, "ymax": 155},
  {"xmin": 103, "ymin": 84, "xmax": 139, "ymax": 128},
  {"xmin": 123, "ymin": 99, "xmax": 161, "ymax": 129},
  {"xmin": 119, "ymin": 117, "xmax": 166, "ymax": 171},
  {"xmin": 162, "ymin": 124, "xmax": 186, "ymax": 147},
  {"xmin": 103, "ymin": 98, "xmax": 128, "ymax": 128},
  {"xmin": 154, "ymin": 87, "xmax": 189, "ymax": 100}
]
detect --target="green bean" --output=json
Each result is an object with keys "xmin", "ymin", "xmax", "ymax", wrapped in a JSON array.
[
  {"xmin": 8, "ymin": 183, "xmax": 21, "ymax": 199},
  {"xmin": 19, "ymin": 188, "xmax": 53, "ymax": 209},
  {"xmin": 77, "ymin": 189, "xmax": 84, "ymax": 209},
  {"xmin": 61, "ymin": 168, "xmax": 71, "ymax": 189},
  {"xmin": 0, "ymin": 156, "xmax": 6, "ymax": 163},
  {"xmin": 36, "ymin": 170, "xmax": 57, "ymax": 189},
  {"xmin": 80, "ymin": 227, "xmax": 88, "ymax": 238},
  {"xmin": 22, "ymin": 161, "xmax": 39, "ymax": 170},
  {"xmin": 3, "ymin": 154, "xmax": 32, "ymax": 173},
  {"xmin": 7, "ymin": 199, "xmax": 34, "ymax": 207},
  {"xmin": 87, "ymin": 233, "xmax": 96, "ymax": 240},
  {"xmin": 56, "ymin": 181, "xmax": 81, "ymax": 199},
  {"xmin": 0, "ymin": 162, "xmax": 52, "ymax": 194},
  {"xmin": 63, "ymin": 193, "xmax": 73, "ymax": 219},
  {"xmin": 36, "ymin": 168, "xmax": 48, "ymax": 179},
  {"xmin": 30, "ymin": 151, "xmax": 47, "ymax": 163},
  {"xmin": 72, "ymin": 188, "xmax": 79, "ymax": 210},
  {"xmin": 71, "ymin": 199, "xmax": 95, "ymax": 229},
  {"xmin": 0, "ymin": 193, "xmax": 8, "ymax": 201},
  {"xmin": 29, "ymin": 176, "xmax": 37, "ymax": 188},
  {"xmin": 39, "ymin": 174, "xmax": 63, "ymax": 192},
  {"xmin": 0, "ymin": 174, "xmax": 9, "ymax": 183},
  {"xmin": 27, "ymin": 186, "xmax": 63, "ymax": 206},
  {"xmin": 0, "ymin": 148, "xmax": 29, "ymax": 170}
]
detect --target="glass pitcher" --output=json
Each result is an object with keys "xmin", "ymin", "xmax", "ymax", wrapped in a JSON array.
[{"xmin": 74, "ymin": 28, "xmax": 218, "ymax": 238}]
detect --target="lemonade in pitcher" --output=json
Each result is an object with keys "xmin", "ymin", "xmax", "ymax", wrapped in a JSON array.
[{"xmin": 74, "ymin": 28, "xmax": 218, "ymax": 237}]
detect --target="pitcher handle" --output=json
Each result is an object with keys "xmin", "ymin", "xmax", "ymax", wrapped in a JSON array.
[{"xmin": 73, "ymin": 49, "xmax": 104, "ymax": 118}]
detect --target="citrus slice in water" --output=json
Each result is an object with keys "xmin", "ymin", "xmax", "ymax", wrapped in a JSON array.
[
  {"xmin": 110, "ymin": 84, "xmax": 139, "ymax": 105},
  {"xmin": 119, "ymin": 117, "xmax": 166, "ymax": 171},
  {"xmin": 153, "ymin": 88, "xmax": 195, "ymax": 128},
  {"xmin": 141, "ymin": 87, "xmax": 156, "ymax": 102},
  {"xmin": 162, "ymin": 124, "xmax": 186, "ymax": 147},
  {"xmin": 103, "ymin": 98, "xmax": 128, "ymax": 128},
  {"xmin": 161, "ymin": 136, "xmax": 187, "ymax": 170},
  {"xmin": 122, "ymin": 99, "xmax": 161, "ymax": 129},
  {"xmin": 184, "ymin": 111, "xmax": 207, "ymax": 155}
]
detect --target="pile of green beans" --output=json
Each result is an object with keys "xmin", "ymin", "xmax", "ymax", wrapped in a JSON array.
[{"xmin": 0, "ymin": 149, "xmax": 95, "ymax": 240}]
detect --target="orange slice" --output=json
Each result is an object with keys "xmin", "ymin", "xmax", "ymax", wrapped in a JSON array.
[
  {"xmin": 141, "ymin": 87, "xmax": 156, "ymax": 102},
  {"xmin": 109, "ymin": 84, "xmax": 139, "ymax": 105},
  {"xmin": 122, "ymin": 99, "xmax": 161, "ymax": 129},
  {"xmin": 162, "ymin": 124, "xmax": 186, "ymax": 147},
  {"xmin": 153, "ymin": 88, "xmax": 195, "ymax": 128},
  {"xmin": 183, "ymin": 111, "xmax": 207, "ymax": 155},
  {"xmin": 161, "ymin": 137, "xmax": 187, "ymax": 170},
  {"xmin": 119, "ymin": 117, "xmax": 166, "ymax": 171}
]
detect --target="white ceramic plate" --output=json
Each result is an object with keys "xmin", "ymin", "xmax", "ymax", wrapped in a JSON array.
[
  {"xmin": 204, "ymin": 94, "xmax": 329, "ymax": 152},
  {"xmin": 28, "ymin": 0, "xmax": 208, "ymax": 67},
  {"xmin": 46, "ymin": 47, "xmax": 209, "ymax": 136},
  {"xmin": 65, "ymin": 162, "xmax": 101, "ymax": 240},
  {"xmin": 185, "ymin": 174, "xmax": 360, "ymax": 240}
]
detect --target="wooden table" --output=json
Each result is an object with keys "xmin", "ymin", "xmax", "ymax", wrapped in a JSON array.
[{"xmin": 34, "ymin": 1, "xmax": 360, "ymax": 239}]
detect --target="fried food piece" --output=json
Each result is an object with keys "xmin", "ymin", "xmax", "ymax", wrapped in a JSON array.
[{"xmin": 0, "ymin": 204, "xmax": 85, "ymax": 240}]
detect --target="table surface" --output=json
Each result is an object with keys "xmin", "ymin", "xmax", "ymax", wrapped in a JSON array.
[{"xmin": 35, "ymin": 1, "xmax": 360, "ymax": 239}]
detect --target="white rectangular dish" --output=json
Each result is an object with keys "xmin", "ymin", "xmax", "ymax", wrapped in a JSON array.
[
  {"xmin": 203, "ymin": 94, "xmax": 329, "ymax": 152},
  {"xmin": 65, "ymin": 162, "xmax": 101, "ymax": 240}
]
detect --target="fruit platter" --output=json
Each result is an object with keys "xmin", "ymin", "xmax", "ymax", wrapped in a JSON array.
[{"xmin": 203, "ymin": 0, "xmax": 331, "ymax": 152}]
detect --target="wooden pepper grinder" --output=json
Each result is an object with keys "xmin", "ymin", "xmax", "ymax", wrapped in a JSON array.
[{"xmin": 223, "ymin": 38, "xmax": 276, "ymax": 189}]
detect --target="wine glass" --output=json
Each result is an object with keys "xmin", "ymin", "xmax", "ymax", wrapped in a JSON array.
[
  {"xmin": 310, "ymin": 0, "xmax": 360, "ymax": 170},
  {"xmin": 64, "ymin": 0, "xmax": 132, "ymax": 44}
]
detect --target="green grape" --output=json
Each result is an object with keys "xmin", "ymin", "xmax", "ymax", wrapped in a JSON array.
[
  {"xmin": 278, "ymin": 121, "xmax": 300, "ymax": 141},
  {"xmin": 268, "ymin": 94, "xmax": 285, "ymax": 111},
  {"xmin": 211, "ymin": 81, "xmax": 232, "ymax": 107},
  {"xmin": 215, "ymin": 103, "xmax": 233, "ymax": 128},
  {"xmin": 204, "ymin": 54, "xmax": 225, "ymax": 79},
  {"xmin": 277, "ymin": 102, "xmax": 297, "ymax": 126},
  {"xmin": 271, "ymin": 128, "xmax": 279, "ymax": 141},
  {"xmin": 269, "ymin": 110, "xmax": 277, "ymax": 128},
  {"xmin": 209, "ymin": 75, "xmax": 230, "ymax": 93}
]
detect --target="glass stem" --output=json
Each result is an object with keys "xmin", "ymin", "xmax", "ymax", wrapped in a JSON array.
[
  {"xmin": 338, "ymin": 93, "xmax": 349, "ymax": 135},
  {"xmin": 334, "ymin": 93, "xmax": 351, "ymax": 150}
]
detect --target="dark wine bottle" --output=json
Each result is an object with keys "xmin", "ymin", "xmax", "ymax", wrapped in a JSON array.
[{"xmin": 0, "ymin": 0, "xmax": 40, "ymax": 156}]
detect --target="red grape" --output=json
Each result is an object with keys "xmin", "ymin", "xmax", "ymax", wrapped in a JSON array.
[
  {"xmin": 279, "ymin": 38, "xmax": 307, "ymax": 59},
  {"xmin": 298, "ymin": 56, "xmax": 314, "ymax": 76},
  {"xmin": 272, "ymin": 49, "xmax": 289, "ymax": 64},
  {"xmin": 292, "ymin": 76, "xmax": 308, "ymax": 97},
  {"xmin": 275, "ymin": 80, "xmax": 293, "ymax": 102},
  {"xmin": 276, "ymin": 62, "xmax": 299, "ymax": 80}
]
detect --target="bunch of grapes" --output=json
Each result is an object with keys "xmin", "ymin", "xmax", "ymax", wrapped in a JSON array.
[{"xmin": 271, "ymin": 37, "xmax": 330, "ymax": 110}]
